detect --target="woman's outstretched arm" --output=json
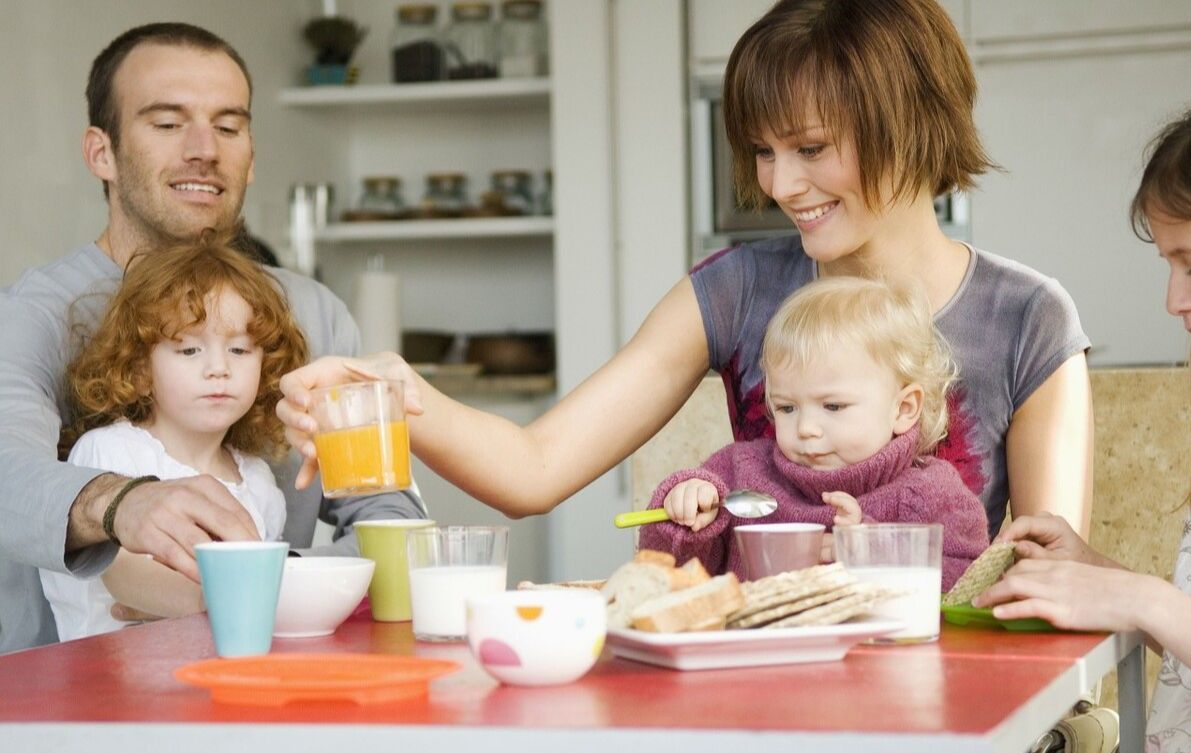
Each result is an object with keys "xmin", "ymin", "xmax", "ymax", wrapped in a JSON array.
[{"xmin": 280, "ymin": 278, "xmax": 712, "ymax": 517}]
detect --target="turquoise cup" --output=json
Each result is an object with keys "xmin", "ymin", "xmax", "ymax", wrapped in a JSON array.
[{"xmin": 196, "ymin": 541, "xmax": 289, "ymax": 657}]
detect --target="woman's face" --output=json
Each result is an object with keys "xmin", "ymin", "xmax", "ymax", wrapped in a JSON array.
[
  {"xmin": 1147, "ymin": 211, "xmax": 1191, "ymax": 333},
  {"xmin": 753, "ymin": 123, "xmax": 882, "ymax": 263}
]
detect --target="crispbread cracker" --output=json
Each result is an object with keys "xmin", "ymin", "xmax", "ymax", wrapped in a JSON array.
[
  {"xmin": 728, "ymin": 566, "xmax": 855, "ymax": 623},
  {"xmin": 764, "ymin": 586, "xmax": 889, "ymax": 628},
  {"xmin": 727, "ymin": 582, "xmax": 862, "ymax": 629},
  {"xmin": 942, "ymin": 541, "xmax": 1016, "ymax": 606},
  {"xmin": 742, "ymin": 562, "xmax": 847, "ymax": 598}
]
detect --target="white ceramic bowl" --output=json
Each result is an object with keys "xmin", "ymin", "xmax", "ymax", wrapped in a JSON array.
[
  {"xmin": 466, "ymin": 589, "xmax": 607, "ymax": 686},
  {"xmin": 273, "ymin": 556, "xmax": 375, "ymax": 638}
]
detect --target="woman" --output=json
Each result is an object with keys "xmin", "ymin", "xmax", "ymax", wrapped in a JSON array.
[
  {"xmin": 975, "ymin": 110, "xmax": 1191, "ymax": 752},
  {"xmin": 278, "ymin": 0, "xmax": 1092, "ymax": 538}
]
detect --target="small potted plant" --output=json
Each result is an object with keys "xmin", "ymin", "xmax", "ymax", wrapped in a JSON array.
[{"xmin": 303, "ymin": 15, "xmax": 367, "ymax": 85}]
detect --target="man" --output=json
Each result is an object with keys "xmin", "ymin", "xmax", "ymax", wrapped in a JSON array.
[{"xmin": 0, "ymin": 23, "xmax": 424, "ymax": 653}]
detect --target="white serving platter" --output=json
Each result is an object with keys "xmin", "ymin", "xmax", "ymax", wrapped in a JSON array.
[{"xmin": 606, "ymin": 617, "xmax": 903, "ymax": 671}]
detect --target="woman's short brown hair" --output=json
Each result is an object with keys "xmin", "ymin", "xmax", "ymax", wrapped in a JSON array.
[
  {"xmin": 1131, "ymin": 109, "xmax": 1191, "ymax": 240},
  {"xmin": 66, "ymin": 227, "xmax": 308, "ymax": 459},
  {"xmin": 723, "ymin": 0, "xmax": 994, "ymax": 210}
]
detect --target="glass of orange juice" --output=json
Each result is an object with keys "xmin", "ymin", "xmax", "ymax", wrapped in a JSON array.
[{"xmin": 310, "ymin": 379, "xmax": 411, "ymax": 498}]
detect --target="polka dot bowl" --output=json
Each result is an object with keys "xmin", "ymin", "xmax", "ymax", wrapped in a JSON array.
[{"xmin": 466, "ymin": 589, "xmax": 607, "ymax": 686}]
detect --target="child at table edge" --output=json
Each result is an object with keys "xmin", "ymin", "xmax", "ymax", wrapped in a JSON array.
[{"xmin": 639, "ymin": 277, "xmax": 989, "ymax": 589}]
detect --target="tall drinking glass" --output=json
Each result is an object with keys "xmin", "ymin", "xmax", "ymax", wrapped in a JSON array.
[
  {"xmin": 834, "ymin": 523, "xmax": 943, "ymax": 644},
  {"xmin": 407, "ymin": 526, "xmax": 508, "ymax": 642},
  {"xmin": 311, "ymin": 379, "xmax": 410, "ymax": 498}
]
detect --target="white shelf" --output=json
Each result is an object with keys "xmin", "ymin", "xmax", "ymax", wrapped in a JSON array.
[
  {"xmin": 279, "ymin": 78, "xmax": 550, "ymax": 111},
  {"xmin": 314, "ymin": 216, "xmax": 554, "ymax": 242}
]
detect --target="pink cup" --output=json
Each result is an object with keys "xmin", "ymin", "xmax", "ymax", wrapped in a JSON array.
[{"xmin": 734, "ymin": 523, "xmax": 826, "ymax": 580}]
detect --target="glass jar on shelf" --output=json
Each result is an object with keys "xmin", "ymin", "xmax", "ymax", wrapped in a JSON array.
[
  {"xmin": 444, "ymin": 2, "xmax": 498, "ymax": 80},
  {"xmin": 489, "ymin": 170, "xmax": 534, "ymax": 215},
  {"xmin": 355, "ymin": 176, "xmax": 406, "ymax": 219},
  {"xmin": 391, "ymin": 4, "xmax": 445, "ymax": 83},
  {"xmin": 421, "ymin": 172, "xmax": 470, "ymax": 217},
  {"xmin": 498, "ymin": 0, "xmax": 547, "ymax": 78}
]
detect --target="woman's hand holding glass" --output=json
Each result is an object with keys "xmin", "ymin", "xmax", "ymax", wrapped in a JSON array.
[{"xmin": 276, "ymin": 352, "xmax": 425, "ymax": 490}]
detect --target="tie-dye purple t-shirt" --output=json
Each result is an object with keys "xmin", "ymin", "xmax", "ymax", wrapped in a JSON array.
[{"xmin": 690, "ymin": 234, "xmax": 1089, "ymax": 535}]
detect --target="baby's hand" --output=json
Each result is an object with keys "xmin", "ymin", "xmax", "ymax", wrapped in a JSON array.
[
  {"xmin": 663, "ymin": 480, "xmax": 721, "ymax": 532},
  {"xmin": 822, "ymin": 491, "xmax": 862, "ymax": 527}
]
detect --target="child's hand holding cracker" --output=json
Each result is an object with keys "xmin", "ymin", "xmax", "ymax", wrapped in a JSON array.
[{"xmin": 663, "ymin": 479, "xmax": 720, "ymax": 532}]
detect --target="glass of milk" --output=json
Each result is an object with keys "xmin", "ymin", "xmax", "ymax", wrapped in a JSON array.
[
  {"xmin": 406, "ymin": 526, "xmax": 509, "ymax": 641},
  {"xmin": 833, "ymin": 523, "xmax": 943, "ymax": 644}
]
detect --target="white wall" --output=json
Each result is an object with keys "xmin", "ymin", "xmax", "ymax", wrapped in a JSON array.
[
  {"xmin": 0, "ymin": 1, "xmax": 340, "ymax": 285},
  {"xmin": 970, "ymin": 28, "xmax": 1191, "ymax": 367}
]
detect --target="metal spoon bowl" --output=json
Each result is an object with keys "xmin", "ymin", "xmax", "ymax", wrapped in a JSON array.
[{"xmin": 613, "ymin": 489, "xmax": 778, "ymax": 528}]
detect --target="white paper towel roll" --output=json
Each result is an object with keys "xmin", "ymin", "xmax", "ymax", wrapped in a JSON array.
[{"xmin": 354, "ymin": 268, "xmax": 402, "ymax": 355}]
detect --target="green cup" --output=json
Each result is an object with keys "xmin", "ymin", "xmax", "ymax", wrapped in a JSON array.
[{"xmin": 355, "ymin": 519, "xmax": 435, "ymax": 621}]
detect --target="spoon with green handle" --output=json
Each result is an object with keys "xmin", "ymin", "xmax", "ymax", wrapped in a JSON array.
[{"xmin": 613, "ymin": 490, "xmax": 778, "ymax": 528}]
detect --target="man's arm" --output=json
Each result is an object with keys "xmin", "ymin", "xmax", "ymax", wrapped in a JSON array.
[
  {"xmin": 0, "ymin": 273, "xmax": 260, "ymax": 582},
  {"xmin": 0, "ymin": 281, "xmax": 118, "ymax": 576}
]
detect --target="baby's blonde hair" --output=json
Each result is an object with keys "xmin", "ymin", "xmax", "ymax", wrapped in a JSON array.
[{"xmin": 760, "ymin": 276, "xmax": 958, "ymax": 455}]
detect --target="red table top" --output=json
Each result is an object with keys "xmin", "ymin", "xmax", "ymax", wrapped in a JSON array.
[{"xmin": 0, "ymin": 607, "xmax": 1114, "ymax": 737}]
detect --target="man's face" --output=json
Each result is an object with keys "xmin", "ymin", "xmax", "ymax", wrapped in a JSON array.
[{"xmin": 105, "ymin": 43, "xmax": 254, "ymax": 246}]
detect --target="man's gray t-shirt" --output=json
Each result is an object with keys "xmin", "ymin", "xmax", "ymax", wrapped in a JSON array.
[
  {"xmin": 0, "ymin": 243, "xmax": 424, "ymax": 653},
  {"xmin": 690, "ymin": 234, "xmax": 1089, "ymax": 535}
]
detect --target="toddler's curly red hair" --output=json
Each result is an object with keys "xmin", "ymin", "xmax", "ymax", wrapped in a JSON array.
[{"xmin": 66, "ymin": 228, "xmax": 309, "ymax": 459}]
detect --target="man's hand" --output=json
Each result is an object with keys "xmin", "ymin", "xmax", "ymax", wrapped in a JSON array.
[
  {"xmin": 112, "ymin": 476, "xmax": 261, "ymax": 582},
  {"xmin": 277, "ymin": 352, "xmax": 424, "ymax": 489}
]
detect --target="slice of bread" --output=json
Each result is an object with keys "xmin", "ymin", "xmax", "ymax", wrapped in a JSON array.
[
  {"xmin": 629, "ymin": 573, "xmax": 745, "ymax": 633},
  {"xmin": 669, "ymin": 557, "xmax": 711, "ymax": 590},
  {"xmin": 603, "ymin": 562, "xmax": 673, "ymax": 629},
  {"xmin": 634, "ymin": 550, "xmax": 677, "ymax": 568}
]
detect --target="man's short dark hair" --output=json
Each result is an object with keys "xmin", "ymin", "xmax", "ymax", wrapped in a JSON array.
[{"xmin": 86, "ymin": 22, "xmax": 253, "ymax": 150}]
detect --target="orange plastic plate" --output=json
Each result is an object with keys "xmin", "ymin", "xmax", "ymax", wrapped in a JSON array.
[{"xmin": 174, "ymin": 653, "xmax": 460, "ymax": 706}]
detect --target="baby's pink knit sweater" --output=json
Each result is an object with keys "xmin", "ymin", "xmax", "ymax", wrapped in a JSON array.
[{"xmin": 637, "ymin": 428, "xmax": 989, "ymax": 590}]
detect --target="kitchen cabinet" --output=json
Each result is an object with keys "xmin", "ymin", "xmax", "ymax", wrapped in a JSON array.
[
  {"xmin": 286, "ymin": 2, "xmax": 561, "ymax": 583},
  {"xmin": 277, "ymin": 67, "xmax": 556, "ymax": 391}
]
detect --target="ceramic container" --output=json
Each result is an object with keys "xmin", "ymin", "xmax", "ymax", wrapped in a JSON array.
[
  {"xmin": 466, "ymin": 589, "xmax": 606, "ymax": 686},
  {"xmin": 733, "ymin": 522, "xmax": 825, "ymax": 580},
  {"xmin": 273, "ymin": 556, "xmax": 376, "ymax": 638},
  {"xmin": 196, "ymin": 541, "xmax": 289, "ymax": 657}
]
